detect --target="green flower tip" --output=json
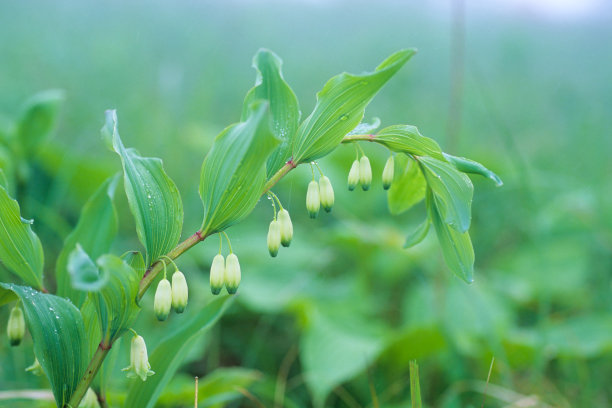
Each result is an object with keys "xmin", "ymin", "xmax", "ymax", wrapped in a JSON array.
[
  {"xmin": 8, "ymin": 305, "xmax": 25, "ymax": 347},
  {"xmin": 210, "ymin": 254, "xmax": 225, "ymax": 295},
  {"xmin": 306, "ymin": 180, "xmax": 320, "ymax": 218},
  {"xmin": 171, "ymin": 271, "xmax": 189, "ymax": 313},
  {"xmin": 224, "ymin": 253, "xmax": 241, "ymax": 294}
]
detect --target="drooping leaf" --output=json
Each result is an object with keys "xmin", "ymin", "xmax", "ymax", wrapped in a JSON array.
[
  {"xmin": 242, "ymin": 49, "xmax": 300, "ymax": 178},
  {"xmin": 67, "ymin": 244, "xmax": 108, "ymax": 292},
  {"xmin": 0, "ymin": 184, "xmax": 44, "ymax": 289},
  {"xmin": 89, "ymin": 254, "xmax": 141, "ymax": 344},
  {"xmin": 199, "ymin": 101, "xmax": 278, "ymax": 234},
  {"xmin": 125, "ymin": 296, "xmax": 234, "ymax": 408},
  {"xmin": 387, "ymin": 155, "xmax": 426, "ymax": 215},
  {"xmin": 56, "ymin": 175, "xmax": 119, "ymax": 306},
  {"xmin": 375, "ymin": 125, "xmax": 445, "ymax": 160},
  {"xmin": 0, "ymin": 283, "xmax": 87, "ymax": 407},
  {"xmin": 292, "ymin": 49, "xmax": 416, "ymax": 164},
  {"xmin": 16, "ymin": 89, "xmax": 65, "ymax": 155},
  {"xmin": 102, "ymin": 110, "xmax": 183, "ymax": 266},
  {"xmin": 427, "ymin": 189, "xmax": 474, "ymax": 283},
  {"xmin": 443, "ymin": 153, "xmax": 503, "ymax": 186},
  {"xmin": 301, "ymin": 309, "xmax": 386, "ymax": 408},
  {"xmin": 419, "ymin": 156, "xmax": 473, "ymax": 233},
  {"xmin": 404, "ymin": 217, "xmax": 431, "ymax": 248}
]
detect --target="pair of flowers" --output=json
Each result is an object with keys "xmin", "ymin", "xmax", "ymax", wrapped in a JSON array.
[{"xmin": 154, "ymin": 269, "xmax": 189, "ymax": 321}]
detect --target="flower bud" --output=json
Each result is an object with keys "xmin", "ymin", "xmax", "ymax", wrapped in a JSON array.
[
  {"xmin": 319, "ymin": 176, "xmax": 335, "ymax": 212},
  {"xmin": 122, "ymin": 334, "xmax": 155, "ymax": 381},
  {"xmin": 153, "ymin": 278, "xmax": 172, "ymax": 321},
  {"xmin": 79, "ymin": 388, "xmax": 101, "ymax": 408},
  {"xmin": 210, "ymin": 254, "xmax": 225, "ymax": 295},
  {"xmin": 171, "ymin": 271, "xmax": 188, "ymax": 313},
  {"xmin": 278, "ymin": 209, "xmax": 293, "ymax": 247},
  {"xmin": 347, "ymin": 160, "xmax": 359, "ymax": 191},
  {"xmin": 306, "ymin": 180, "xmax": 320, "ymax": 218},
  {"xmin": 8, "ymin": 305, "xmax": 25, "ymax": 346},
  {"xmin": 267, "ymin": 219, "xmax": 281, "ymax": 257},
  {"xmin": 382, "ymin": 155, "xmax": 394, "ymax": 190},
  {"xmin": 359, "ymin": 156, "xmax": 372, "ymax": 191},
  {"xmin": 224, "ymin": 253, "xmax": 241, "ymax": 294},
  {"xmin": 26, "ymin": 357, "xmax": 44, "ymax": 376}
]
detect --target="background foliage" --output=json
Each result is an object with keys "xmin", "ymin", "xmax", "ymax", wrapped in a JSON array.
[{"xmin": 0, "ymin": 0, "xmax": 611, "ymax": 407}]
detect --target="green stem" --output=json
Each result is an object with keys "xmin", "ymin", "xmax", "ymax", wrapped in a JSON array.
[
  {"xmin": 221, "ymin": 231, "xmax": 233, "ymax": 254},
  {"xmin": 341, "ymin": 133, "xmax": 376, "ymax": 143},
  {"xmin": 65, "ymin": 343, "xmax": 110, "ymax": 408}
]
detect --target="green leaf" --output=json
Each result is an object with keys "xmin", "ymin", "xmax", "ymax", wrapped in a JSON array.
[
  {"xmin": 125, "ymin": 296, "xmax": 234, "ymax": 408},
  {"xmin": 427, "ymin": 189, "xmax": 474, "ymax": 283},
  {"xmin": 16, "ymin": 89, "xmax": 65, "ymax": 155},
  {"xmin": 292, "ymin": 49, "xmax": 416, "ymax": 164},
  {"xmin": 56, "ymin": 175, "xmax": 119, "ymax": 306},
  {"xmin": 347, "ymin": 117, "xmax": 381, "ymax": 136},
  {"xmin": 67, "ymin": 244, "xmax": 108, "ymax": 292},
  {"xmin": 89, "ymin": 254, "xmax": 141, "ymax": 344},
  {"xmin": 0, "ymin": 283, "xmax": 87, "ymax": 407},
  {"xmin": 301, "ymin": 309, "xmax": 386, "ymax": 408},
  {"xmin": 0, "ymin": 184, "xmax": 44, "ymax": 289},
  {"xmin": 242, "ymin": 49, "xmax": 300, "ymax": 178},
  {"xmin": 123, "ymin": 250, "xmax": 146, "ymax": 277},
  {"xmin": 199, "ymin": 101, "xmax": 278, "ymax": 234},
  {"xmin": 404, "ymin": 217, "xmax": 430, "ymax": 248},
  {"xmin": 443, "ymin": 153, "xmax": 503, "ymax": 186},
  {"xmin": 387, "ymin": 155, "xmax": 426, "ymax": 215},
  {"xmin": 375, "ymin": 125, "xmax": 445, "ymax": 160},
  {"xmin": 419, "ymin": 156, "xmax": 473, "ymax": 233},
  {"xmin": 102, "ymin": 110, "xmax": 183, "ymax": 266}
]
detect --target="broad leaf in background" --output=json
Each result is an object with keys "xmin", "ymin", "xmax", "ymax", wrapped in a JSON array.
[
  {"xmin": 419, "ymin": 156, "xmax": 473, "ymax": 233},
  {"xmin": 56, "ymin": 175, "xmax": 119, "ymax": 306},
  {"xmin": 89, "ymin": 254, "xmax": 141, "ymax": 345},
  {"xmin": 292, "ymin": 49, "xmax": 416, "ymax": 164},
  {"xmin": 125, "ymin": 296, "xmax": 234, "ymax": 408},
  {"xmin": 15, "ymin": 89, "xmax": 65, "ymax": 156},
  {"xmin": 443, "ymin": 153, "xmax": 503, "ymax": 186},
  {"xmin": 301, "ymin": 308, "xmax": 386, "ymax": 408},
  {"xmin": 0, "ymin": 283, "xmax": 87, "ymax": 407},
  {"xmin": 102, "ymin": 110, "xmax": 183, "ymax": 266},
  {"xmin": 242, "ymin": 49, "xmax": 300, "ymax": 178},
  {"xmin": 375, "ymin": 125, "xmax": 445, "ymax": 160},
  {"xmin": 387, "ymin": 155, "xmax": 426, "ymax": 215},
  {"xmin": 0, "ymin": 184, "xmax": 44, "ymax": 289},
  {"xmin": 427, "ymin": 189, "xmax": 474, "ymax": 282},
  {"xmin": 200, "ymin": 101, "xmax": 278, "ymax": 234}
]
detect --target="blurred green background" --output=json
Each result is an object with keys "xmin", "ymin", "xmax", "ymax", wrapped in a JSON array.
[{"xmin": 1, "ymin": 0, "xmax": 611, "ymax": 407}]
